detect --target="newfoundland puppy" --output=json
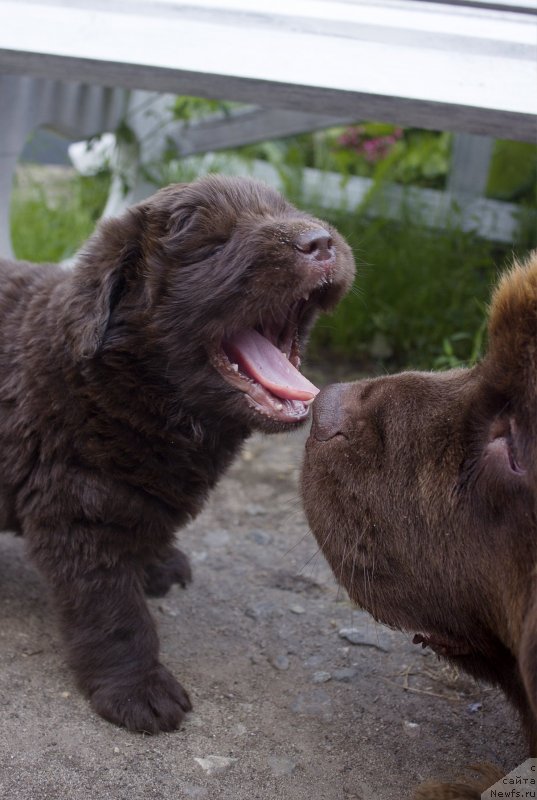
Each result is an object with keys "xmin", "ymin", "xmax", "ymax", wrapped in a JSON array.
[
  {"xmin": 302, "ymin": 252, "xmax": 537, "ymax": 797},
  {"xmin": 0, "ymin": 175, "xmax": 355, "ymax": 733}
]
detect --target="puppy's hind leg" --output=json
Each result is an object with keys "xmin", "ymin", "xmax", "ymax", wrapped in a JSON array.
[{"xmin": 143, "ymin": 545, "xmax": 192, "ymax": 597}]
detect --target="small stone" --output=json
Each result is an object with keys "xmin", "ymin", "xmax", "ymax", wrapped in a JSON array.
[
  {"xmin": 289, "ymin": 604, "xmax": 305, "ymax": 615},
  {"xmin": 60, "ymin": 691, "xmax": 71, "ymax": 698},
  {"xmin": 268, "ymin": 756, "xmax": 298, "ymax": 777},
  {"xmin": 194, "ymin": 755, "xmax": 236, "ymax": 775},
  {"xmin": 332, "ymin": 667, "xmax": 358, "ymax": 683},
  {"xmin": 403, "ymin": 721, "xmax": 421, "ymax": 738},
  {"xmin": 179, "ymin": 783, "xmax": 209, "ymax": 799},
  {"xmin": 247, "ymin": 529, "xmax": 273, "ymax": 546},
  {"xmin": 270, "ymin": 570, "xmax": 323, "ymax": 596},
  {"xmin": 113, "ymin": 746, "xmax": 120, "ymax": 754},
  {"xmin": 312, "ymin": 671, "xmax": 331, "ymax": 684},
  {"xmin": 270, "ymin": 654, "xmax": 290, "ymax": 671},
  {"xmin": 246, "ymin": 504, "xmax": 266, "ymax": 516},
  {"xmin": 304, "ymin": 654, "xmax": 324, "ymax": 668},
  {"xmin": 233, "ymin": 723, "xmax": 247, "ymax": 737},
  {"xmin": 204, "ymin": 529, "xmax": 230, "ymax": 547},
  {"xmin": 245, "ymin": 601, "xmax": 281, "ymax": 620},
  {"xmin": 158, "ymin": 603, "xmax": 178, "ymax": 617},
  {"xmin": 338, "ymin": 627, "xmax": 390, "ymax": 652},
  {"xmin": 468, "ymin": 702, "xmax": 483, "ymax": 713},
  {"xmin": 290, "ymin": 689, "xmax": 333, "ymax": 721}
]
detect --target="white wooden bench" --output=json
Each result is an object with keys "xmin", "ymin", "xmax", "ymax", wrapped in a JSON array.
[{"xmin": 1, "ymin": 0, "xmax": 536, "ymax": 256}]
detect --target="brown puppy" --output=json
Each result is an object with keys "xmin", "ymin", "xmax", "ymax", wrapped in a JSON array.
[
  {"xmin": 0, "ymin": 175, "xmax": 354, "ymax": 733},
  {"xmin": 302, "ymin": 251, "xmax": 537, "ymax": 796}
]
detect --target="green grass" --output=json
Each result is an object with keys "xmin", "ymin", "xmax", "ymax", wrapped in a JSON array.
[
  {"xmin": 11, "ymin": 168, "xmax": 110, "ymax": 262},
  {"xmin": 307, "ymin": 207, "xmax": 508, "ymax": 369},
  {"xmin": 10, "ymin": 164, "xmax": 528, "ymax": 371}
]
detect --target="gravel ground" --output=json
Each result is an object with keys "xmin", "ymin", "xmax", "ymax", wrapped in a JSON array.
[{"xmin": 0, "ymin": 425, "xmax": 525, "ymax": 800}]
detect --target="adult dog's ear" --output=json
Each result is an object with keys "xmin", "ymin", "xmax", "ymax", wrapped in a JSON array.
[
  {"xmin": 484, "ymin": 250, "xmax": 537, "ymax": 478},
  {"xmin": 63, "ymin": 205, "xmax": 148, "ymax": 359},
  {"xmin": 489, "ymin": 252, "xmax": 537, "ymax": 753}
]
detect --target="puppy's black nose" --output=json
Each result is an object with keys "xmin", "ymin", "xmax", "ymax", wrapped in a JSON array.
[
  {"xmin": 311, "ymin": 383, "xmax": 348, "ymax": 441},
  {"xmin": 294, "ymin": 228, "xmax": 334, "ymax": 262}
]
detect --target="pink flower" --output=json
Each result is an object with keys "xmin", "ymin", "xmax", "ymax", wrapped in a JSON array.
[{"xmin": 335, "ymin": 126, "xmax": 402, "ymax": 163}]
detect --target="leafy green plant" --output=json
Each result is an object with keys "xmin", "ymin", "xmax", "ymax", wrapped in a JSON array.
[
  {"xmin": 11, "ymin": 168, "xmax": 110, "ymax": 262},
  {"xmin": 487, "ymin": 140, "xmax": 537, "ymax": 204},
  {"xmin": 432, "ymin": 314, "xmax": 488, "ymax": 370},
  {"xmin": 305, "ymin": 207, "xmax": 505, "ymax": 370},
  {"xmin": 10, "ymin": 97, "xmax": 535, "ymax": 371},
  {"xmin": 171, "ymin": 96, "xmax": 235, "ymax": 122}
]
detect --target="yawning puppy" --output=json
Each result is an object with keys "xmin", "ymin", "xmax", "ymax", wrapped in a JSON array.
[
  {"xmin": 0, "ymin": 175, "xmax": 354, "ymax": 733},
  {"xmin": 302, "ymin": 252, "xmax": 537, "ymax": 797}
]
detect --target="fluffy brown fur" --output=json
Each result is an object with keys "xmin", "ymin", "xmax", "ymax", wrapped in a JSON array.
[
  {"xmin": 0, "ymin": 175, "xmax": 354, "ymax": 733},
  {"xmin": 302, "ymin": 252, "xmax": 537, "ymax": 798}
]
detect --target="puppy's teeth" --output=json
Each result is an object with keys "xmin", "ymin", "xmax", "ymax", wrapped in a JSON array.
[
  {"xmin": 304, "ymin": 398, "xmax": 314, "ymax": 406},
  {"xmin": 231, "ymin": 363, "xmax": 239, "ymax": 372},
  {"xmin": 275, "ymin": 402, "xmax": 283, "ymax": 411}
]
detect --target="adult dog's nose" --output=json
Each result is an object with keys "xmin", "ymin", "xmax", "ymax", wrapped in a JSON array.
[
  {"xmin": 311, "ymin": 383, "xmax": 348, "ymax": 441},
  {"xmin": 294, "ymin": 227, "xmax": 334, "ymax": 262}
]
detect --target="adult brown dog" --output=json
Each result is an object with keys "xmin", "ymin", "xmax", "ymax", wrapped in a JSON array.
[
  {"xmin": 0, "ymin": 175, "xmax": 354, "ymax": 733},
  {"xmin": 302, "ymin": 252, "xmax": 537, "ymax": 797}
]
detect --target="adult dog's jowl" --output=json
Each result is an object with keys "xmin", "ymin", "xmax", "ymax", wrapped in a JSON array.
[{"xmin": 0, "ymin": 175, "xmax": 355, "ymax": 733}]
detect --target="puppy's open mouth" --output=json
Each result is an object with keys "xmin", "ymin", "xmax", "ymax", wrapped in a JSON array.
[{"xmin": 210, "ymin": 300, "xmax": 319, "ymax": 423}]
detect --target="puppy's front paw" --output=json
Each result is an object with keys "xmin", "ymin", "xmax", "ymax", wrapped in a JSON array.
[
  {"xmin": 144, "ymin": 547, "xmax": 192, "ymax": 597},
  {"xmin": 90, "ymin": 664, "xmax": 192, "ymax": 733}
]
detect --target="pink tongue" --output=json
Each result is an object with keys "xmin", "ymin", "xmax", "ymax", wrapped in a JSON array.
[{"xmin": 223, "ymin": 329, "xmax": 319, "ymax": 401}]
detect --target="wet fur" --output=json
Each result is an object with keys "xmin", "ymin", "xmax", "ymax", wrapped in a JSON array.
[
  {"xmin": 0, "ymin": 175, "xmax": 354, "ymax": 733},
  {"xmin": 302, "ymin": 252, "xmax": 537, "ymax": 798}
]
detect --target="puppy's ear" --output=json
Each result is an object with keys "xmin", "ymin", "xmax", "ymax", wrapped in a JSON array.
[
  {"xmin": 64, "ymin": 206, "xmax": 147, "ymax": 359},
  {"xmin": 64, "ymin": 182, "xmax": 193, "ymax": 359}
]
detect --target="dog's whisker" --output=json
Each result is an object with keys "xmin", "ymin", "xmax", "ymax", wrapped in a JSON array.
[{"xmin": 280, "ymin": 530, "xmax": 314, "ymax": 561}]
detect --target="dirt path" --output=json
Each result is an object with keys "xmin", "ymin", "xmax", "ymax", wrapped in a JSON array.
[{"xmin": 0, "ymin": 426, "xmax": 524, "ymax": 800}]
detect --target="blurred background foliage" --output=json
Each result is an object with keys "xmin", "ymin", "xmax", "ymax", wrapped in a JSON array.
[{"xmin": 11, "ymin": 96, "xmax": 537, "ymax": 373}]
